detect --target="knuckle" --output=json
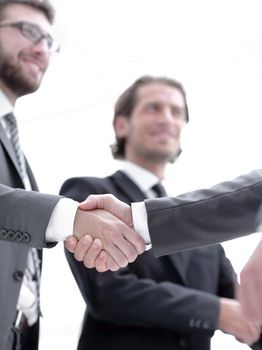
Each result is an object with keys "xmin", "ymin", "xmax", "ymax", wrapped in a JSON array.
[
  {"xmin": 92, "ymin": 238, "xmax": 102, "ymax": 250},
  {"xmin": 74, "ymin": 251, "xmax": 83, "ymax": 261},
  {"xmin": 84, "ymin": 260, "xmax": 93, "ymax": 269},
  {"xmin": 119, "ymin": 256, "xmax": 128, "ymax": 268},
  {"xmin": 128, "ymin": 252, "xmax": 137, "ymax": 263}
]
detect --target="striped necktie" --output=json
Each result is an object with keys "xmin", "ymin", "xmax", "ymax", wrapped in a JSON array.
[
  {"xmin": 4, "ymin": 112, "xmax": 27, "ymax": 181},
  {"xmin": 4, "ymin": 112, "xmax": 41, "ymax": 316}
]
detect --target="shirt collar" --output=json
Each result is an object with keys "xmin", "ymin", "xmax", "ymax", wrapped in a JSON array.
[
  {"xmin": 0, "ymin": 90, "xmax": 13, "ymax": 119},
  {"xmin": 121, "ymin": 160, "xmax": 162, "ymax": 194}
]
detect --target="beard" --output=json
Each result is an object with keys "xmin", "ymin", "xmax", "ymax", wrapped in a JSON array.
[
  {"xmin": 0, "ymin": 49, "xmax": 44, "ymax": 97},
  {"xmin": 133, "ymin": 141, "xmax": 181, "ymax": 164}
]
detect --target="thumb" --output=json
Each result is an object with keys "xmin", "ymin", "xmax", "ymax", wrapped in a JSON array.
[
  {"xmin": 80, "ymin": 194, "xmax": 133, "ymax": 227},
  {"xmin": 79, "ymin": 195, "xmax": 99, "ymax": 211}
]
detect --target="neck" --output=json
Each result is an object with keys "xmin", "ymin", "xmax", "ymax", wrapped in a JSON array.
[
  {"xmin": 127, "ymin": 156, "xmax": 166, "ymax": 179},
  {"xmin": 0, "ymin": 82, "xmax": 17, "ymax": 106}
]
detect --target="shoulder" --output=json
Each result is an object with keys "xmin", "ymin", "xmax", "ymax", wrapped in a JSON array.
[{"xmin": 59, "ymin": 175, "xmax": 113, "ymax": 202}]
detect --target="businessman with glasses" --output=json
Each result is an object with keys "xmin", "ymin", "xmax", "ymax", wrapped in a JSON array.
[{"xmin": 0, "ymin": 1, "xmax": 144, "ymax": 349}]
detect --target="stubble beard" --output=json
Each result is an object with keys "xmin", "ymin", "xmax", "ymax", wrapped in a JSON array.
[
  {"xmin": 133, "ymin": 142, "xmax": 180, "ymax": 164},
  {"xmin": 0, "ymin": 49, "xmax": 43, "ymax": 97}
]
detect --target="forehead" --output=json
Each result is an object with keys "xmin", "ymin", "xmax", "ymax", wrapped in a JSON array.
[
  {"xmin": 136, "ymin": 83, "xmax": 186, "ymax": 108},
  {"xmin": 1, "ymin": 3, "xmax": 52, "ymax": 32}
]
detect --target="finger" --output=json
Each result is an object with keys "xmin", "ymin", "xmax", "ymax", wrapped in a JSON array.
[
  {"xmin": 112, "ymin": 234, "xmax": 139, "ymax": 263},
  {"xmin": 105, "ymin": 242, "xmax": 129, "ymax": 268},
  {"xmin": 106, "ymin": 255, "xmax": 122, "ymax": 272},
  {"xmin": 95, "ymin": 250, "xmax": 108, "ymax": 272},
  {"xmin": 74, "ymin": 234, "xmax": 93, "ymax": 261},
  {"xmin": 64, "ymin": 235, "xmax": 78, "ymax": 253},
  {"xmin": 122, "ymin": 227, "xmax": 145, "ymax": 256},
  {"xmin": 83, "ymin": 238, "xmax": 103, "ymax": 268}
]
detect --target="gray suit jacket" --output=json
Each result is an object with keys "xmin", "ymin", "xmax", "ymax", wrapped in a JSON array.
[
  {"xmin": 145, "ymin": 170, "xmax": 262, "ymax": 257},
  {"xmin": 0, "ymin": 122, "xmax": 60, "ymax": 349}
]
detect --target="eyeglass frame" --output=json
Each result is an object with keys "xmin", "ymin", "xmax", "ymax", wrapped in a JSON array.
[{"xmin": 0, "ymin": 20, "xmax": 60, "ymax": 53}]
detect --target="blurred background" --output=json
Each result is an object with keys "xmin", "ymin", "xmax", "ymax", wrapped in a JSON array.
[{"xmin": 15, "ymin": 0, "xmax": 262, "ymax": 348}]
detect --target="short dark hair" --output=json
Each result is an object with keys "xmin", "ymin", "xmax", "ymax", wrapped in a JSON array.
[
  {"xmin": 0, "ymin": 0, "xmax": 55, "ymax": 24},
  {"xmin": 111, "ymin": 75, "xmax": 189, "ymax": 160}
]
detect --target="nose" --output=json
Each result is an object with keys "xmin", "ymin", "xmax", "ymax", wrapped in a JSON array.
[
  {"xmin": 32, "ymin": 37, "xmax": 50, "ymax": 57},
  {"xmin": 160, "ymin": 107, "xmax": 175, "ymax": 123}
]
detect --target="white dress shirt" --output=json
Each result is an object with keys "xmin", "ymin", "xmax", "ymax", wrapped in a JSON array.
[{"xmin": 122, "ymin": 161, "xmax": 165, "ymax": 248}]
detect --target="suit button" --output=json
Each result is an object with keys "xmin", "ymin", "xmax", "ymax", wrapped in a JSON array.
[
  {"xmin": 189, "ymin": 318, "xmax": 195, "ymax": 327},
  {"xmin": 13, "ymin": 270, "xmax": 24, "ymax": 281},
  {"xmin": 195, "ymin": 319, "xmax": 202, "ymax": 328},
  {"xmin": 179, "ymin": 338, "xmax": 188, "ymax": 348},
  {"xmin": 22, "ymin": 233, "xmax": 30, "ymax": 243},
  {"xmin": 202, "ymin": 321, "xmax": 210, "ymax": 329},
  {"xmin": 7, "ymin": 230, "xmax": 15, "ymax": 240},
  {"xmin": 0, "ymin": 229, "xmax": 8, "ymax": 239},
  {"xmin": 14, "ymin": 231, "xmax": 23, "ymax": 242}
]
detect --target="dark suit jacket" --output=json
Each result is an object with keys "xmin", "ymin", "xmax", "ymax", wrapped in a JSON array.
[
  {"xmin": 61, "ymin": 170, "xmax": 245, "ymax": 350},
  {"xmin": 0, "ymin": 121, "xmax": 60, "ymax": 349},
  {"xmin": 144, "ymin": 169, "xmax": 262, "ymax": 257}
]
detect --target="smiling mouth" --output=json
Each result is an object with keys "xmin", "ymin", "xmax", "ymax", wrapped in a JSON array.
[
  {"xmin": 21, "ymin": 56, "xmax": 44, "ymax": 73},
  {"xmin": 151, "ymin": 131, "xmax": 176, "ymax": 139}
]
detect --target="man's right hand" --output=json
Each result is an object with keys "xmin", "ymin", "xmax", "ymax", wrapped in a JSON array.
[
  {"xmin": 239, "ymin": 238, "xmax": 262, "ymax": 323},
  {"xmin": 66, "ymin": 194, "xmax": 145, "ymax": 271},
  {"xmin": 218, "ymin": 297, "xmax": 261, "ymax": 346}
]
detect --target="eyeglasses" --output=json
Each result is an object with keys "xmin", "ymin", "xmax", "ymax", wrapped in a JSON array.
[{"xmin": 0, "ymin": 21, "xmax": 60, "ymax": 53}]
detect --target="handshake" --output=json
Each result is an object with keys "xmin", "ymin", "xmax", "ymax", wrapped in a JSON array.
[
  {"xmin": 64, "ymin": 193, "xmax": 262, "ymax": 326},
  {"xmin": 65, "ymin": 194, "xmax": 145, "ymax": 273}
]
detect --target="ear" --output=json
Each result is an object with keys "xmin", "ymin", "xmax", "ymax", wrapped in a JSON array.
[{"xmin": 114, "ymin": 115, "xmax": 130, "ymax": 138}]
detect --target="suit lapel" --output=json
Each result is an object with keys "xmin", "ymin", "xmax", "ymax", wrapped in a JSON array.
[
  {"xmin": 168, "ymin": 252, "xmax": 190, "ymax": 285},
  {"xmin": 112, "ymin": 170, "xmax": 189, "ymax": 285},
  {"xmin": 111, "ymin": 171, "xmax": 146, "ymax": 203},
  {"xmin": 0, "ymin": 123, "xmax": 38, "ymax": 190}
]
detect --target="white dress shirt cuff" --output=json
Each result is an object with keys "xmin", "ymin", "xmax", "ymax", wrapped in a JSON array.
[
  {"xmin": 46, "ymin": 198, "xmax": 79, "ymax": 242},
  {"xmin": 131, "ymin": 201, "xmax": 152, "ymax": 250}
]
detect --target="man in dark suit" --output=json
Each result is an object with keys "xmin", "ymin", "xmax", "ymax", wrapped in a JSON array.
[
  {"xmin": 61, "ymin": 76, "xmax": 261, "ymax": 349},
  {"xmin": 0, "ymin": 1, "xmax": 144, "ymax": 349}
]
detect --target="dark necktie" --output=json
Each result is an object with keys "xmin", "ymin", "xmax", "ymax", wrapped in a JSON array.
[
  {"xmin": 4, "ymin": 112, "xmax": 41, "ymax": 316},
  {"xmin": 151, "ymin": 182, "xmax": 167, "ymax": 198}
]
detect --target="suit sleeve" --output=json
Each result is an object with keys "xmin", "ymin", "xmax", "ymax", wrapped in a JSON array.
[
  {"xmin": 0, "ymin": 184, "xmax": 60, "ymax": 248},
  {"xmin": 145, "ymin": 169, "xmax": 262, "ymax": 257},
  {"xmin": 66, "ymin": 248, "xmax": 222, "ymax": 334}
]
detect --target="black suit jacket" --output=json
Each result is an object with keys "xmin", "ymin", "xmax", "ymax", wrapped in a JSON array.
[
  {"xmin": 0, "ymin": 120, "xmax": 59, "ymax": 349},
  {"xmin": 60, "ymin": 170, "xmax": 250, "ymax": 350}
]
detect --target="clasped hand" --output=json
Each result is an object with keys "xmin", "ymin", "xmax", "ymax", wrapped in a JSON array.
[{"xmin": 65, "ymin": 194, "xmax": 145, "ymax": 272}]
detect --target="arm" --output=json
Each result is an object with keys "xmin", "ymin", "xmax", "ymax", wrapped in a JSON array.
[
  {"xmin": 0, "ymin": 184, "xmax": 60, "ymax": 248},
  {"xmin": 66, "ymin": 170, "xmax": 262, "ymax": 269},
  {"xmin": 0, "ymin": 184, "xmax": 144, "ymax": 268},
  {"xmin": 145, "ymin": 169, "xmax": 262, "ymax": 256},
  {"xmin": 65, "ymin": 248, "xmax": 220, "ymax": 333}
]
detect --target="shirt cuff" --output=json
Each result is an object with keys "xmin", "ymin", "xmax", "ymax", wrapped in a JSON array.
[
  {"xmin": 131, "ymin": 201, "xmax": 152, "ymax": 250},
  {"xmin": 45, "ymin": 198, "xmax": 79, "ymax": 242}
]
